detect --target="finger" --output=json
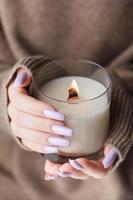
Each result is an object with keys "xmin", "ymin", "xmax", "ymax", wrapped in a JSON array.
[
  {"xmin": 48, "ymin": 163, "xmax": 62, "ymax": 175},
  {"xmin": 104, "ymin": 144, "xmax": 114, "ymax": 156},
  {"xmin": 8, "ymin": 68, "xmax": 65, "ymax": 121},
  {"xmin": 14, "ymin": 67, "xmax": 32, "ymax": 88},
  {"xmin": 8, "ymin": 81, "xmax": 53, "ymax": 116},
  {"xmin": 10, "ymin": 120, "xmax": 71, "ymax": 149},
  {"xmin": 44, "ymin": 160, "xmax": 56, "ymax": 173},
  {"xmin": 44, "ymin": 161, "xmax": 87, "ymax": 180},
  {"xmin": 98, "ymin": 145, "xmax": 113, "ymax": 162},
  {"xmin": 10, "ymin": 120, "xmax": 52, "ymax": 145},
  {"xmin": 8, "ymin": 69, "xmax": 64, "ymax": 121},
  {"xmin": 8, "ymin": 83, "xmax": 64, "ymax": 121},
  {"xmin": 44, "ymin": 160, "xmax": 61, "ymax": 180},
  {"xmin": 69, "ymin": 158, "xmax": 109, "ymax": 179},
  {"xmin": 102, "ymin": 146, "xmax": 118, "ymax": 169},
  {"xmin": 58, "ymin": 163, "xmax": 88, "ymax": 180},
  {"xmin": 9, "ymin": 104, "xmax": 72, "ymax": 143},
  {"xmin": 8, "ymin": 102, "xmax": 72, "ymax": 136}
]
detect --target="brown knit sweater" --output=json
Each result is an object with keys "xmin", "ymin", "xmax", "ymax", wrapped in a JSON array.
[{"xmin": 0, "ymin": 1, "xmax": 133, "ymax": 200}]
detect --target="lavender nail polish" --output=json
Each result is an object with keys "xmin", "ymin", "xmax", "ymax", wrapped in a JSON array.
[
  {"xmin": 44, "ymin": 174, "xmax": 50, "ymax": 180},
  {"xmin": 48, "ymin": 174, "xmax": 59, "ymax": 180},
  {"xmin": 102, "ymin": 147, "xmax": 118, "ymax": 168},
  {"xmin": 43, "ymin": 109, "xmax": 64, "ymax": 121},
  {"xmin": 48, "ymin": 137, "xmax": 71, "ymax": 147},
  {"xmin": 57, "ymin": 171, "xmax": 71, "ymax": 177},
  {"xmin": 52, "ymin": 125, "xmax": 73, "ymax": 136},
  {"xmin": 14, "ymin": 72, "xmax": 28, "ymax": 87},
  {"xmin": 45, "ymin": 174, "xmax": 59, "ymax": 180},
  {"xmin": 69, "ymin": 159, "xmax": 83, "ymax": 171}
]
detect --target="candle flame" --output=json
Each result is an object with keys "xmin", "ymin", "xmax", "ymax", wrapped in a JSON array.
[
  {"xmin": 68, "ymin": 79, "xmax": 79, "ymax": 100},
  {"xmin": 69, "ymin": 79, "xmax": 79, "ymax": 93}
]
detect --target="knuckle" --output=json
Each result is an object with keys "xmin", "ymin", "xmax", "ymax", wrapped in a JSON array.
[
  {"xmin": 13, "ymin": 109, "xmax": 20, "ymax": 123},
  {"xmin": 10, "ymin": 121, "xmax": 18, "ymax": 135},
  {"xmin": 8, "ymin": 83, "xmax": 13, "ymax": 98},
  {"xmin": 8, "ymin": 103, "xmax": 18, "ymax": 121},
  {"xmin": 10, "ymin": 121, "xmax": 24, "ymax": 139},
  {"xmin": 7, "ymin": 103, "xmax": 12, "ymax": 117},
  {"xmin": 8, "ymin": 89, "xmax": 21, "ymax": 106},
  {"xmin": 8, "ymin": 83, "xmax": 16, "ymax": 101},
  {"xmin": 10, "ymin": 121, "xmax": 15, "ymax": 132}
]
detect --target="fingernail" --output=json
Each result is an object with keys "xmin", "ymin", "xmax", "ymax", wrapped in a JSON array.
[
  {"xmin": 57, "ymin": 170, "xmax": 72, "ymax": 177},
  {"xmin": 48, "ymin": 137, "xmax": 71, "ymax": 147},
  {"xmin": 42, "ymin": 146, "xmax": 58, "ymax": 154},
  {"xmin": 49, "ymin": 175, "xmax": 59, "ymax": 180},
  {"xmin": 52, "ymin": 125, "xmax": 73, "ymax": 137},
  {"xmin": 44, "ymin": 173, "xmax": 59, "ymax": 180},
  {"xmin": 44, "ymin": 173, "xmax": 50, "ymax": 180},
  {"xmin": 102, "ymin": 147, "xmax": 118, "ymax": 168},
  {"xmin": 43, "ymin": 109, "xmax": 64, "ymax": 121},
  {"xmin": 14, "ymin": 72, "xmax": 28, "ymax": 87},
  {"xmin": 69, "ymin": 159, "xmax": 84, "ymax": 171}
]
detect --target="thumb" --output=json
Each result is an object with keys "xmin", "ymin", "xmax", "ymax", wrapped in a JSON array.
[
  {"xmin": 102, "ymin": 145, "xmax": 118, "ymax": 168},
  {"xmin": 14, "ymin": 67, "xmax": 32, "ymax": 88},
  {"xmin": 104, "ymin": 144, "xmax": 114, "ymax": 156}
]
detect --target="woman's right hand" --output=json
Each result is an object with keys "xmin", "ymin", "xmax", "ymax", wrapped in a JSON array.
[{"xmin": 7, "ymin": 68, "xmax": 73, "ymax": 153}]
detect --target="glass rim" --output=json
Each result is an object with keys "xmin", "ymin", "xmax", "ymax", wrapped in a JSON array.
[{"xmin": 33, "ymin": 58, "xmax": 112, "ymax": 103}]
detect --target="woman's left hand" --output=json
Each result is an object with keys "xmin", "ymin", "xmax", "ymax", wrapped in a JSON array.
[{"xmin": 44, "ymin": 145, "xmax": 118, "ymax": 180}]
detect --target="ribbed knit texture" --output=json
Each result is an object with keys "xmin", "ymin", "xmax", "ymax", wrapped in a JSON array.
[{"xmin": 105, "ymin": 71, "xmax": 133, "ymax": 170}]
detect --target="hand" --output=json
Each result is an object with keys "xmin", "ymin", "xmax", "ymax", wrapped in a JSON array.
[
  {"xmin": 8, "ymin": 67, "xmax": 73, "ymax": 152},
  {"xmin": 44, "ymin": 145, "xmax": 118, "ymax": 180}
]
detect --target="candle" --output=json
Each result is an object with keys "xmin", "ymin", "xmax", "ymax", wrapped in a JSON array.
[{"xmin": 38, "ymin": 76, "xmax": 110, "ymax": 156}]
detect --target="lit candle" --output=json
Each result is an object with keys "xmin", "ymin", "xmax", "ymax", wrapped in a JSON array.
[{"xmin": 38, "ymin": 76, "xmax": 110, "ymax": 156}]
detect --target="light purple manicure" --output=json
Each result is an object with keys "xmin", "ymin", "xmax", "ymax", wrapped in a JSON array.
[
  {"xmin": 42, "ymin": 146, "xmax": 58, "ymax": 154},
  {"xmin": 102, "ymin": 147, "xmax": 118, "ymax": 168},
  {"xmin": 69, "ymin": 159, "xmax": 83, "ymax": 171},
  {"xmin": 45, "ymin": 174, "xmax": 59, "ymax": 180},
  {"xmin": 48, "ymin": 174, "xmax": 59, "ymax": 180},
  {"xmin": 43, "ymin": 109, "xmax": 64, "ymax": 121},
  {"xmin": 48, "ymin": 137, "xmax": 71, "ymax": 147},
  {"xmin": 57, "ymin": 171, "xmax": 71, "ymax": 177},
  {"xmin": 14, "ymin": 72, "xmax": 28, "ymax": 87},
  {"xmin": 52, "ymin": 125, "xmax": 73, "ymax": 137}
]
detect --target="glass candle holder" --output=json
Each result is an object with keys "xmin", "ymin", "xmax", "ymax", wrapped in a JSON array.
[{"xmin": 32, "ymin": 58, "xmax": 111, "ymax": 163}]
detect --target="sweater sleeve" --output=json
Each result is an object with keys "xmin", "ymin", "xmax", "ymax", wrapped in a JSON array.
[{"xmin": 105, "ymin": 64, "xmax": 133, "ymax": 171}]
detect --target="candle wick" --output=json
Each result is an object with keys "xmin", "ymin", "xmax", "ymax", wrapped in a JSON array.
[{"xmin": 68, "ymin": 88, "xmax": 79, "ymax": 100}]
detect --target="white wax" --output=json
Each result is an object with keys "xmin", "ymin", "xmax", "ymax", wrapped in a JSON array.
[{"xmin": 38, "ymin": 76, "xmax": 110, "ymax": 155}]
